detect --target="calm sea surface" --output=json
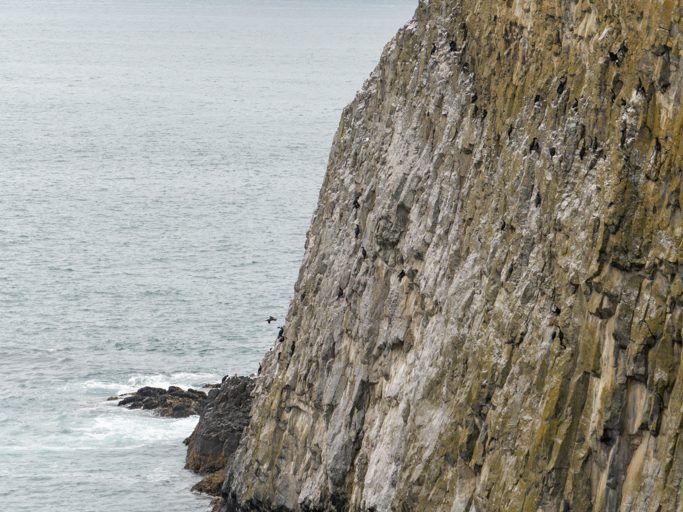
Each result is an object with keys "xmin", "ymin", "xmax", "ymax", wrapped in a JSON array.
[{"xmin": 0, "ymin": 1, "xmax": 415, "ymax": 510}]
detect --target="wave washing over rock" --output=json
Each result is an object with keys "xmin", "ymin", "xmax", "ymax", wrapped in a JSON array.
[{"xmin": 188, "ymin": 1, "xmax": 683, "ymax": 510}]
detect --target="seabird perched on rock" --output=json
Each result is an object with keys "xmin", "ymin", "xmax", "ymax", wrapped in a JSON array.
[
  {"xmin": 277, "ymin": 326, "xmax": 284, "ymax": 340},
  {"xmin": 556, "ymin": 76, "xmax": 567, "ymax": 96},
  {"xmin": 266, "ymin": 316, "xmax": 277, "ymax": 324},
  {"xmin": 337, "ymin": 287, "xmax": 344, "ymax": 299},
  {"xmin": 353, "ymin": 197, "xmax": 361, "ymax": 209},
  {"xmin": 354, "ymin": 224, "xmax": 360, "ymax": 238},
  {"xmin": 529, "ymin": 137, "xmax": 540, "ymax": 153},
  {"xmin": 618, "ymin": 41, "xmax": 628, "ymax": 58},
  {"xmin": 361, "ymin": 246, "xmax": 367, "ymax": 259}
]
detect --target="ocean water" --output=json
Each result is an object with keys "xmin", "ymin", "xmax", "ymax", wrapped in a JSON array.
[{"xmin": 0, "ymin": 1, "xmax": 416, "ymax": 510}]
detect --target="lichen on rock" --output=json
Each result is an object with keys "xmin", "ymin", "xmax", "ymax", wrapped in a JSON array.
[{"xmin": 216, "ymin": 1, "xmax": 683, "ymax": 510}]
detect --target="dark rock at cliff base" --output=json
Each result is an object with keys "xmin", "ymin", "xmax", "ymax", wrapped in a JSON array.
[
  {"xmin": 184, "ymin": 376, "xmax": 255, "ymax": 504},
  {"xmin": 116, "ymin": 385, "xmax": 208, "ymax": 418},
  {"xmin": 185, "ymin": 376, "xmax": 255, "ymax": 473}
]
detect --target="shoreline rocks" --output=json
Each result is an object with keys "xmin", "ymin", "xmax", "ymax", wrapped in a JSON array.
[
  {"xmin": 110, "ymin": 375, "xmax": 255, "ymax": 510},
  {"xmin": 115, "ymin": 385, "xmax": 208, "ymax": 418},
  {"xmin": 184, "ymin": 376, "xmax": 255, "ymax": 509}
]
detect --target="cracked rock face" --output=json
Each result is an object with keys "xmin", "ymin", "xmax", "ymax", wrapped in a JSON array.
[{"xmin": 222, "ymin": 1, "xmax": 683, "ymax": 510}]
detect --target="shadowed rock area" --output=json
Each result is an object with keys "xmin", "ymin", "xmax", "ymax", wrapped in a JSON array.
[
  {"xmin": 212, "ymin": 0, "xmax": 683, "ymax": 511},
  {"xmin": 184, "ymin": 376, "xmax": 255, "ymax": 507}
]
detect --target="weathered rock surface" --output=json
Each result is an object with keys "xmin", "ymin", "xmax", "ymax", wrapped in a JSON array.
[
  {"xmin": 220, "ymin": 1, "xmax": 683, "ymax": 511},
  {"xmin": 117, "ymin": 385, "xmax": 207, "ymax": 418},
  {"xmin": 185, "ymin": 376, "xmax": 255, "ymax": 502}
]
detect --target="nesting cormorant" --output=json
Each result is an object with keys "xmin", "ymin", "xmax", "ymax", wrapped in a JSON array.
[
  {"xmin": 354, "ymin": 224, "xmax": 360, "ymax": 238},
  {"xmin": 618, "ymin": 41, "xmax": 628, "ymax": 59},
  {"xmin": 277, "ymin": 326, "xmax": 284, "ymax": 339},
  {"xmin": 557, "ymin": 76, "xmax": 567, "ymax": 96},
  {"xmin": 636, "ymin": 79, "xmax": 647, "ymax": 97},
  {"xmin": 361, "ymin": 246, "xmax": 367, "ymax": 259},
  {"xmin": 529, "ymin": 138, "xmax": 540, "ymax": 153}
]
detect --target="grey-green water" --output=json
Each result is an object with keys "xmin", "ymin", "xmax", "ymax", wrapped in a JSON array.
[{"xmin": 0, "ymin": 1, "xmax": 415, "ymax": 510}]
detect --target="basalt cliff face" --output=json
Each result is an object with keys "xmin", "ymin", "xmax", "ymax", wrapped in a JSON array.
[{"xmin": 219, "ymin": 1, "xmax": 683, "ymax": 510}]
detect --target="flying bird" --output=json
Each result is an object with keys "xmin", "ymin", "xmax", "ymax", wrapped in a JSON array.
[{"xmin": 266, "ymin": 316, "xmax": 277, "ymax": 324}]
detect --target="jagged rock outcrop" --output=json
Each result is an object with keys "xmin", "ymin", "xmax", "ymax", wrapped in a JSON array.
[
  {"xmin": 116, "ymin": 386, "xmax": 208, "ymax": 418},
  {"xmin": 185, "ymin": 376, "xmax": 255, "ymax": 502},
  {"xmin": 220, "ymin": 1, "xmax": 683, "ymax": 510}
]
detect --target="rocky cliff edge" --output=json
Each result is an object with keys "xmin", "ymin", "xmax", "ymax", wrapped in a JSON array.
[{"xmin": 218, "ymin": 1, "xmax": 683, "ymax": 510}]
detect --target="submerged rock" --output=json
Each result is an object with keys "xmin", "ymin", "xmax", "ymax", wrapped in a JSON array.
[{"xmin": 117, "ymin": 385, "xmax": 207, "ymax": 418}]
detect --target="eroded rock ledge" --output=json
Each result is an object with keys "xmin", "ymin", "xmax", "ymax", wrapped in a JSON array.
[{"xmin": 114, "ymin": 376, "xmax": 256, "ymax": 510}]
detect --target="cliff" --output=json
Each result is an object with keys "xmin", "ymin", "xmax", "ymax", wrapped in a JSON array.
[{"xmin": 217, "ymin": 1, "xmax": 683, "ymax": 510}]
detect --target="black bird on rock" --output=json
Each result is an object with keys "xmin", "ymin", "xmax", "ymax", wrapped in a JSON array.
[
  {"xmin": 361, "ymin": 246, "xmax": 367, "ymax": 259},
  {"xmin": 354, "ymin": 224, "xmax": 360, "ymax": 238},
  {"xmin": 353, "ymin": 197, "xmax": 361, "ymax": 209},
  {"xmin": 266, "ymin": 316, "xmax": 277, "ymax": 324}
]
